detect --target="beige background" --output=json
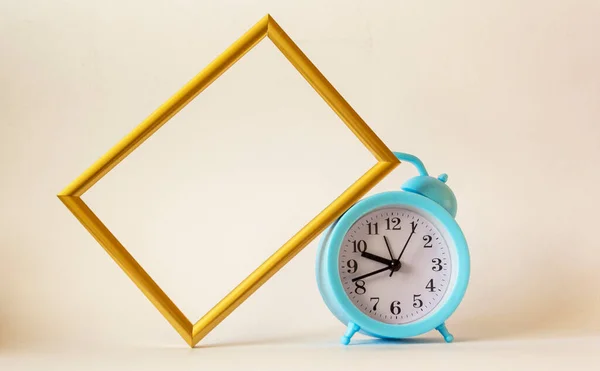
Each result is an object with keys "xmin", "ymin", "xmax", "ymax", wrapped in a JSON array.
[{"xmin": 2, "ymin": 0, "xmax": 600, "ymax": 369}]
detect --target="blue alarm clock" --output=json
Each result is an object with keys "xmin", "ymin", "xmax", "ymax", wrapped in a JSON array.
[{"xmin": 316, "ymin": 152, "xmax": 470, "ymax": 345}]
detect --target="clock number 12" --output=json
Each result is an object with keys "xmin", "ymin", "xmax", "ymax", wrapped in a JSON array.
[{"xmin": 385, "ymin": 217, "xmax": 401, "ymax": 230}]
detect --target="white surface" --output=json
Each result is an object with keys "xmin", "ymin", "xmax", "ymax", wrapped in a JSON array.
[
  {"xmin": 2, "ymin": 335, "xmax": 600, "ymax": 370},
  {"xmin": 2, "ymin": 0, "xmax": 600, "ymax": 369}
]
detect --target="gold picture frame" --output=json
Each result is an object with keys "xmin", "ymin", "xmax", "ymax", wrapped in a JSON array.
[{"xmin": 58, "ymin": 14, "xmax": 400, "ymax": 347}]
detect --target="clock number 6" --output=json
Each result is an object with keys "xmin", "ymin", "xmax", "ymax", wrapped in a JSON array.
[{"xmin": 390, "ymin": 301, "xmax": 401, "ymax": 315}]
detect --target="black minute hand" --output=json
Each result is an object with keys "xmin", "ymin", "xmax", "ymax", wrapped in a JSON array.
[
  {"xmin": 397, "ymin": 221, "xmax": 417, "ymax": 261},
  {"xmin": 351, "ymin": 266, "xmax": 391, "ymax": 282}
]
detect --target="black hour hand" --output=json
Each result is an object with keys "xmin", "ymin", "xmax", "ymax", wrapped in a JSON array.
[{"xmin": 361, "ymin": 251, "xmax": 394, "ymax": 266}]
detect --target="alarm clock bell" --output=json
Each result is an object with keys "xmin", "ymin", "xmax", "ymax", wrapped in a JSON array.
[{"xmin": 394, "ymin": 152, "xmax": 458, "ymax": 218}]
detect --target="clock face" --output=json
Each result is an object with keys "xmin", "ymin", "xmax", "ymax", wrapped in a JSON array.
[{"xmin": 338, "ymin": 207, "xmax": 452, "ymax": 324}]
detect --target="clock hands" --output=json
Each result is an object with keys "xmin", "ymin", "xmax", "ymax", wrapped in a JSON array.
[
  {"xmin": 397, "ymin": 221, "xmax": 417, "ymax": 262},
  {"xmin": 358, "ymin": 238, "xmax": 401, "ymax": 281},
  {"xmin": 384, "ymin": 235, "xmax": 395, "ymax": 260},
  {"xmin": 384, "ymin": 235, "xmax": 398, "ymax": 277},
  {"xmin": 351, "ymin": 266, "xmax": 391, "ymax": 282},
  {"xmin": 353, "ymin": 224, "xmax": 418, "ymax": 282}
]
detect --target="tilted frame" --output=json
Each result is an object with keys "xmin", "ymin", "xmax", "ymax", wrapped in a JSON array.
[{"xmin": 58, "ymin": 14, "xmax": 400, "ymax": 347}]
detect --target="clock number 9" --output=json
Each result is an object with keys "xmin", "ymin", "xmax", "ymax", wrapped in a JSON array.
[
  {"xmin": 347, "ymin": 259, "xmax": 358, "ymax": 274},
  {"xmin": 390, "ymin": 301, "xmax": 401, "ymax": 315},
  {"xmin": 354, "ymin": 280, "xmax": 366, "ymax": 295},
  {"xmin": 352, "ymin": 240, "xmax": 367, "ymax": 253}
]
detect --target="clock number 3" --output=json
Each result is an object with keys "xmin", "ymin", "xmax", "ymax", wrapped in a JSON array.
[{"xmin": 432, "ymin": 258, "xmax": 442, "ymax": 271}]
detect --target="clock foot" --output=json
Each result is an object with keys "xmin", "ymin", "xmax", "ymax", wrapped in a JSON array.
[
  {"xmin": 341, "ymin": 322, "xmax": 360, "ymax": 345},
  {"xmin": 436, "ymin": 323, "xmax": 454, "ymax": 343}
]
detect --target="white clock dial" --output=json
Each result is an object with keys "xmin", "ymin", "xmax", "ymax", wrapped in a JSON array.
[{"xmin": 338, "ymin": 207, "xmax": 452, "ymax": 324}]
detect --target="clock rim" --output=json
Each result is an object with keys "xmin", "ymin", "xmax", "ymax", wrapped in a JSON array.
[{"xmin": 316, "ymin": 190, "xmax": 470, "ymax": 340}]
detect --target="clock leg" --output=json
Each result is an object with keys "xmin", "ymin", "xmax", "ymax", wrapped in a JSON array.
[
  {"xmin": 341, "ymin": 322, "xmax": 360, "ymax": 345},
  {"xmin": 435, "ymin": 323, "xmax": 454, "ymax": 343}
]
